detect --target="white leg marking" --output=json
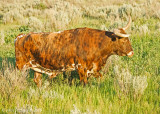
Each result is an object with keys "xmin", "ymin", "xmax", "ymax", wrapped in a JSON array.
[
  {"xmin": 87, "ymin": 63, "xmax": 97, "ymax": 77},
  {"xmin": 76, "ymin": 64, "xmax": 82, "ymax": 69}
]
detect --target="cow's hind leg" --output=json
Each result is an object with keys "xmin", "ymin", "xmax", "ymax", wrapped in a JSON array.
[
  {"xmin": 48, "ymin": 73, "xmax": 57, "ymax": 84},
  {"xmin": 77, "ymin": 68, "xmax": 88, "ymax": 86},
  {"xmin": 34, "ymin": 72, "xmax": 42, "ymax": 87},
  {"xmin": 48, "ymin": 72, "xmax": 58, "ymax": 79}
]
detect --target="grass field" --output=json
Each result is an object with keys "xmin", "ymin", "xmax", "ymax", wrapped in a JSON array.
[{"xmin": 0, "ymin": 0, "xmax": 160, "ymax": 113}]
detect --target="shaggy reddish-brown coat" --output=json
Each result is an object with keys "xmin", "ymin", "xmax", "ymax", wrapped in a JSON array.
[{"xmin": 15, "ymin": 26, "xmax": 133, "ymax": 86}]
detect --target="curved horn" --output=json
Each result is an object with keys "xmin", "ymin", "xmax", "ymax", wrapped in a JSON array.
[
  {"xmin": 113, "ymin": 29, "xmax": 130, "ymax": 38},
  {"xmin": 122, "ymin": 16, "xmax": 132, "ymax": 31}
]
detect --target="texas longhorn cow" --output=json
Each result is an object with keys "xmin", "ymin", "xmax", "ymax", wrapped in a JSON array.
[{"xmin": 15, "ymin": 17, "xmax": 133, "ymax": 86}]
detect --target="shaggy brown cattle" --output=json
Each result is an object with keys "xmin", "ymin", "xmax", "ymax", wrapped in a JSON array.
[{"xmin": 15, "ymin": 17, "xmax": 134, "ymax": 86}]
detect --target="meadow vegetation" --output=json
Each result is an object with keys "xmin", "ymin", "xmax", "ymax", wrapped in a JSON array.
[{"xmin": 0, "ymin": 0, "xmax": 160, "ymax": 113}]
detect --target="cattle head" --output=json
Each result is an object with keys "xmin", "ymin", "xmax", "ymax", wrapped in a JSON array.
[{"xmin": 113, "ymin": 16, "xmax": 134, "ymax": 57}]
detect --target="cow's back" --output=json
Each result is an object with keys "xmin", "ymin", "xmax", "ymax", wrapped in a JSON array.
[{"xmin": 15, "ymin": 28, "xmax": 108, "ymax": 71}]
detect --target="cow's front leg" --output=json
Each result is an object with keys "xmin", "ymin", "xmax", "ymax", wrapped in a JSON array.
[
  {"xmin": 77, "ymin": 68, "xmax": 88, "ymax": 85},
  {"xmin": 34, "ymin": 72, "xmax": 42, "ymax": 87},
  {"xmin": 94, "ymin": 72, "xmax": 102, "ymax": 78},
  {"xmin": 93, "ymin": 71, "xmax": 103, "ymax": 83}
]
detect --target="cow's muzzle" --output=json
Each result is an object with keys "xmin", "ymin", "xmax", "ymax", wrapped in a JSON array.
[{"xmin": 127, "ymin": 51, "xmax": 134, "ymax": 57}]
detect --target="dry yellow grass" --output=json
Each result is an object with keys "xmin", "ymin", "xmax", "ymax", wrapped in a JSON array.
[{"xmin": 0, "ymin": 0, "xmax": 160, "ymax": 32}]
